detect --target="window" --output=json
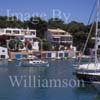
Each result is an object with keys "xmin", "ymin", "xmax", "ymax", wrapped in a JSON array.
[
  {"xmin": 98, "ymin": 46, "xmax": 100, "ymax": 48},
  {"xmin": 2, "ymin": 50, "xmax": 5, "ymax": 52},
  {"xmin": 31, "ymin": 31, "xmax": 35, "ymax": 35},
  {"xmin": 20, "ymin": 37, "xmax": 24, "ymax": 40},
  {"xmin": 66, "ymin": 37, "xmax": 72, "ymax": 41},
  {"xmin": 60, "ymin": 37, "xmax": 66, "ymax": 41},
  {"xmin": 6, "ymin": 30, "xmax": 11, "ymax": 33},
  {"xmin": 1, "ymin": 55, "xmax": 5, "ymax": 59},
  {"xmin": 13, "ymin": 30, "xmax": 20, "ymax": 34},
  {"xmin": 53, "ymin": 38, "xmax": 59, "ymax": 42},
  {"xmin": 61, "ymin": 32, "xmax": 65, "ymax": 35}
]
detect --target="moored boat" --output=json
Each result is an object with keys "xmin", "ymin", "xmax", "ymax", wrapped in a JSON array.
[
  {"xmin": 74, "ymin": 0, "xmax": 100, "ymax": 85},
  {"xmin": 20, "ymin": 58, "xmax": 49, "ymax": 67}
]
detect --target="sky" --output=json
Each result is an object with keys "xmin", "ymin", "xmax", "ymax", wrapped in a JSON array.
[{"xmin": 0, "ymin": 0, "xmax": 97, "ymax": 24}]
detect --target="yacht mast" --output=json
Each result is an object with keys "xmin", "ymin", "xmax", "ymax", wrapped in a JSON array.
[{"xmin": 95, "ymin": 0, "xmax": 99, "ymax": 65}]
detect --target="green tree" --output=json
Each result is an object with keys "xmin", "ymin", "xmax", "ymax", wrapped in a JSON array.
[
  {"xmin": 27, "ymin": 43, "xmax": 32, "ymax": 50},
  {"xmin": 66, "ymin": 21, "xmax": 86, "ymax": 33},
  {"xmin": 8, "ymin": 39, "xmax": 24, "ymax": 52},
  {"xmin": 0, "ymin": 16, "xmax": 24, "ymax": 28},
  {"xmin": 53, "ymin": 43, "xmax": 60, "ymax": 51},
  {"xmin": 42, "ymin": 39, "xmax": 51, "ymax": 51},
  {"xmin": 26, "ymin": 17, "xmax": 48, "ymax": 39},
  {"xmin": 48, "ymin": 18, "xmax": 65, "ymax": 29}
]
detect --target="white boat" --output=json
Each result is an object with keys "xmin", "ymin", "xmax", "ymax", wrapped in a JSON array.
[
  {"xmin": 20, "ymin": 58, "xmax": 49, "ymax": 67},
  {"xmin": 74, "ymin": 0, "xmax": 100, "ymax": 85}
]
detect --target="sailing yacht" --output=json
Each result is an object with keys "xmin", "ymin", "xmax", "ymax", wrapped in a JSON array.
[{"xmin": 74, "ymin": 0, "xmax": 100, "ymax": 83}]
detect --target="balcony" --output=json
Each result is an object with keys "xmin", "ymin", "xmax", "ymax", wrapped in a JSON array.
[
  {"xmin": 24, "ymin": 34, "xmax": 36, "ymax": 38},
  {"xmin": 52, "ymin": 37, "xmax": 72, "ymax": 43},
  {"xmin": 24, "ymin": 31, "xmax": 36, "ymax": 38}
]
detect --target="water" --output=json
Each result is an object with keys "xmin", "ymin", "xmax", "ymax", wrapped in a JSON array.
[{"xmin": 0, "ymin": 59, "xmax": 99, "ymax": 100}]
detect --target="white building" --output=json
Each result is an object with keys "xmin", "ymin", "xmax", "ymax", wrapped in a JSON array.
[
  {"xmin": 45, "ymin": 28, "xmax": 72, "ymax": 43},
  {"xmin": 32, "ymin": 41, "xmax": 39, "ymax": 51},
  {"xmin": 0, "ymin": 28, "xmax": 39, "ymax": 51},
  {"xmin": 0, "ymin": 28, "xmax": 25, "ymax": 42},
  {"xmin": 0, "ymin": 47, "xmax": 8, "ymax": 59},
  {"xmin": 45, "ymin": 28, "xmax": 73, "ymax": 50}
]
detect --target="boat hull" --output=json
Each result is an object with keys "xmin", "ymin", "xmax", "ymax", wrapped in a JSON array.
[
  {"xmin": 74, "ymin": 72, "xmax": 100, "ymax": 83},
  {"xmin": 21, "ymin": 63, "xmax": 49, "ymax": 67}
]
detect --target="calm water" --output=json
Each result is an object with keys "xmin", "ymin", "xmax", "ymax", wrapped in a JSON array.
[{"xmin": 0, "ymin": 60, "xmax": 100, "ymax": 100}]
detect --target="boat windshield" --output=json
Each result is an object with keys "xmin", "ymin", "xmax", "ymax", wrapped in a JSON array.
[{"xmin": 74, "ymin": 57, "xmax": 95, "ymax": 65}]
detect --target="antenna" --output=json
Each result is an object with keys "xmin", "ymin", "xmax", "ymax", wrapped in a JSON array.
[{"xmin": 95, "ymin": 0, "xmax": 99, "ymax": 65}]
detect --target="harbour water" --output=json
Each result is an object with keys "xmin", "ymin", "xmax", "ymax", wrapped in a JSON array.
[{"xmin": 0, "ymin": 59, "xmax": 100, "ymax": 100}]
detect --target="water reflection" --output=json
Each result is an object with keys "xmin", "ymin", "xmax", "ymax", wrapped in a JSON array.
[{"xmin": 0, "ymin": 59, "xmax": 100, "ymax": 100}]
